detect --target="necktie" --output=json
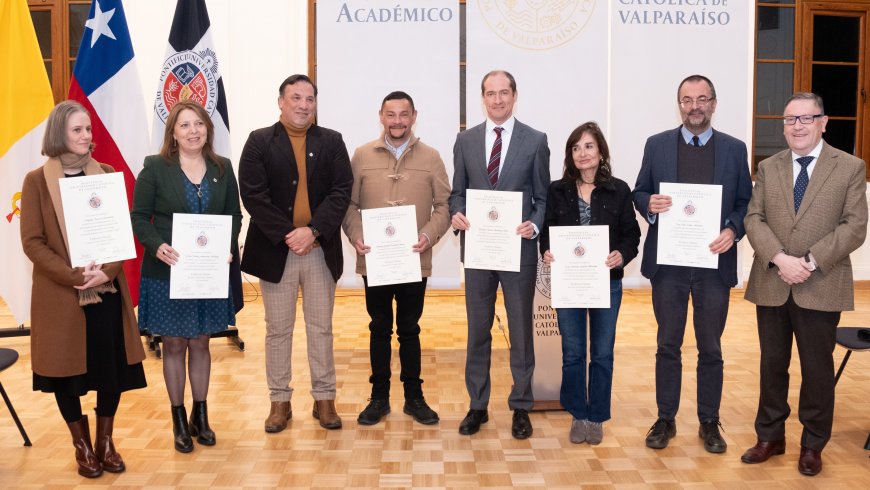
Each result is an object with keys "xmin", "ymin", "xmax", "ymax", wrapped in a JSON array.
[
  {"xmin": 487, "ymin": 127, "xmax": 504, "ymax": 187},
  {"xmin": 691, "ymin": 135, "xmax": 700, "ymax": 147},
  {"xmin": 794, "ymin": 155, "xmax": 814, "ymax": 212}
]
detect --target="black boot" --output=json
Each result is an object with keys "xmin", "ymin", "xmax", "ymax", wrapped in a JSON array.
[
  {"xmin": 171, "ymin": 405, "xmax": 193, "ymax": 453},
  {"xmin": 189, "ymin": 400, "xmax": 216, "ymax": 445}
]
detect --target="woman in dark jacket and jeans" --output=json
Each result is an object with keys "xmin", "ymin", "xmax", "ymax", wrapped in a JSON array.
[{"xmin": 540, "ymin": 122, "xmax": 640, "ymax": 445}]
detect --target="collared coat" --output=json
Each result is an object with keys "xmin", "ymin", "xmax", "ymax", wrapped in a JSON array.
[
  {"xmin": 238, "ymin": 122, "xmax": 353, "ymax": 282},
  {"xmin": 20, "ymin": 162, "xmax": 146, "ymax": 377},
  {"xmin": 342, "ymin": 133, "xmax": 451, "ymax": 277},
  {"xmin": 744, "ymin": 142, "xmax": 867, "ymax": 311}
]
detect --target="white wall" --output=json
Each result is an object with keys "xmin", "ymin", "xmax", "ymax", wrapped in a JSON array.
[{"xmin": 121, "ymin": 0, "xmax": 870, "ymax": 285}]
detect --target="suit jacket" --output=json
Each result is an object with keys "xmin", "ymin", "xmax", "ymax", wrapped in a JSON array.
[
  {"xmin": 131, "ymin": 155, "xmax": 243, "ymax": 280},
  {"xmin": 632, "ymin": 127, "xmax": 752, "ymax": 287},
  {"xmin": 238, "ymin": 122, "xmax": 353, "ymax": 282},
  {"xmin": 21, "ymin": 162, "xmax": 145, "ymax": 377},
  {"xmin": 744, "ymin": 142, "xmax": 867, "ymax": 311},
  {"xmin": 448, "ymin": 119, "xmax": 550, "ymax": 266}
]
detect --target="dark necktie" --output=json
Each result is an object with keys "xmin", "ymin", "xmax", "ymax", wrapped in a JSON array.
[
  {"xmin": 691, "ymin": 135, "xmax": 700, "ymax": 147},
  {"xmin": 487, "ymin": 127, "xmax": 504, "ymax": 187},
  {"xmin": 794, "ymin": 155, "xmax": 814, "ymax": 212}
]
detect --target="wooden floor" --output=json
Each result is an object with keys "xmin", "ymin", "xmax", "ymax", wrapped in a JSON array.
[{"xmin": 0, "ymin": 287, "xmax": 868, "ymax": 489}]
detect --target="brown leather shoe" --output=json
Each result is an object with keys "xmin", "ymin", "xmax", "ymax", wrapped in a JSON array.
[
  {"xmin": 740, "ymin": 440, "xmax": 786, "ymax": 464},
  {"xmin": 264, "ymin": 401, "xmax": 292, "ymax": 433},
  {"xmin": 95, "ymin": 415, "xmax": 125, "ymax": 473},
  {"xmin": 798, "ymin": 446, "xmax": 822, "ymax": 476},
  {"xmin": 66, "ymin": 415, "xmax": 103, "ymax": 478},
  {"xmin": 312, "ymin": 400, "xmax": 342, "ymax": 430}
]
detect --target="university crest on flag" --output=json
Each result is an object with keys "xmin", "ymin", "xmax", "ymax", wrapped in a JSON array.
[
  {"xmin": 151, "ymin": 0, "xmax": 230, "ymax": 158},
  {"xmin": 154, "ymin": 48, "xmax": 220, "ymax": 123}
]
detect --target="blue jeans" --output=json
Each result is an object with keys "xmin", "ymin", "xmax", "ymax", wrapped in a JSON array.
[{"xmin": 556, "ymin": 280, "xmax": 623, "ymax": 422}]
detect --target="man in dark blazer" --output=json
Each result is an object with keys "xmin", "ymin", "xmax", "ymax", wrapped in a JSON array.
[
  {"xmin": 238, "ymin": 74, "xmax": 353, "ymax": 433},
  {"xmin": 741, "ymin": 93, "xmax": 867, "ymax": 476},
  {"xmin": 449, "ymin": 70, "xmax": 550, "ymax": 439},
  {"xmin": 633, "ymin": 75, "xmax": 752, "ymax": 453}
]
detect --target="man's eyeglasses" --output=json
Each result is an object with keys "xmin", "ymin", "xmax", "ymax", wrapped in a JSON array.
[
  {"xmin": 678, "ymin": 96, "xmax": 715, "ymax": 107},
  {"xmin": 783, "ymin": 114, "xmax": 823, "ymax": 125}
]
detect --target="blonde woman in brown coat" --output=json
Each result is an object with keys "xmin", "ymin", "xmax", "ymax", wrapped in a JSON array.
[{"xmin": 20, "ymin": 101, "xmax": 146, "ymax": 478}]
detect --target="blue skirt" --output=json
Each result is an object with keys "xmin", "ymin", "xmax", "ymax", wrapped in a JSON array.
[{"xmin": 138, "ymin": 277, "xmax": 235, "ymax": 338}]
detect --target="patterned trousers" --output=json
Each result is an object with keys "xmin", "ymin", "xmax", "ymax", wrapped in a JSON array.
[{"xmin": 261, "ymin": 247, "xmax": 337, "ymax": 401}]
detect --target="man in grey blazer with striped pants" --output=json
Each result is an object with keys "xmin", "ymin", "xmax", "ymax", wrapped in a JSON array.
[{"xmin": 449, "ymin": 70, "xmax": 550, "ymax": 439}]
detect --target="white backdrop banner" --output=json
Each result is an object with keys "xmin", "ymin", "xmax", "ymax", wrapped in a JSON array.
[
  {"xmin": 610, "ymin": 1, "xmax": 753, "ymax": 288},
  {"xmin": 317, "ymin": 0, "xmax": 460, "ymax": 288},
  {"xmin": 466, "ymin": 0, "xmax": 608, "ymax": 179}
]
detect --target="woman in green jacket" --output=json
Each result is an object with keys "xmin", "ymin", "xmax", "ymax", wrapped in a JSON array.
[{"xmin": 131, "ymin": 101, "xmax": 242, "ymax": 453}]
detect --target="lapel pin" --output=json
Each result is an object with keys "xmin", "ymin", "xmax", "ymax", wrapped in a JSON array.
[
  {"xmin": 309, "ymin": 152, "xmax": 314, "ymax": 157},
  {"xmin": 213, "ymin": 178, "xmax": 217, "ymax": 182}
]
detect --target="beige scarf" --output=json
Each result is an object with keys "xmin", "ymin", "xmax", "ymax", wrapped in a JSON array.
[{"xmin": 43, "ymin": 153, "xmax": 118, "ymax": 305}]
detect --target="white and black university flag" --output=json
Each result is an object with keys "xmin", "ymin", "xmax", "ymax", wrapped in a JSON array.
[{"xmin": 152, "ymin": 0, "xmax": 230, "ymax": 157}]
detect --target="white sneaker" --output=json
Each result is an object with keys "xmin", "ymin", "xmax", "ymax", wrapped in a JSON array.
[{"xmin": 569, "ymin": 418, "xmax": 587, "ymax": 444}]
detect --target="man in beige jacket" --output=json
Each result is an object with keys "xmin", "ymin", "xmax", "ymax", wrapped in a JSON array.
[
  {"xmin": 742, "ymin": 92, "xmax": 867, "ymax": 476},
  {"xmin": 342, "ymin": 91, "xmax": 451, "ymax": 426}
]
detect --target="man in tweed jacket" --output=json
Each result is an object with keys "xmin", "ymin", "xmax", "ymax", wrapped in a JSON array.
[{"xmin": 742, "ymin": 92, "xmax": 867, "ymax": 476}]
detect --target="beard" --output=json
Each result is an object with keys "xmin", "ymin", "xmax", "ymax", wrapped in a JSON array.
[{"xmin": 683, "ymin": 111, "xmax": 711, "ymax": 132}]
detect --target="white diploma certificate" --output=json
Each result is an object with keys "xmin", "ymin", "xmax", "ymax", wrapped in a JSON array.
[
  {"xmin": 169, "ymin": 213, "xmax": 232, "ymax": 299},
  {"xmin": 361, "ymin": 205, "xmax": 422, "ymax": 287},
  {"xmin": 657, "ymin": 182, "xmax": 723, "ymax": 269},
  {"xmin": 549, "ymin": 226, "xmax": 610, "ymax": 308},
  {"xmin": 58, "ymin": 172, "xmax": 136, "ymax": 267},
  {"xmin": 464, "ymin": 189, "xmax": 522, "ymax": 272}
]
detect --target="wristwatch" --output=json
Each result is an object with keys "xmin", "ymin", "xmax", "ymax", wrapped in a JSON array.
[
  {"xmin": 804, "ymin": 253, "xmax": 816, "ymax": 272},
  {"xmin": 307, "ymin": 224, "xmax": 321, "ymax": 238}
]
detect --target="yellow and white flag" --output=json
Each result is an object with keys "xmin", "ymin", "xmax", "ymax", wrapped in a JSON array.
[{"xmin": 0, "ymin": 0, "xmax": 55, "ymax": 324}]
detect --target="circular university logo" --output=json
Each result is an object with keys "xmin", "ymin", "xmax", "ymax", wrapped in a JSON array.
[
  {"xmin": 155, "ymin": 48, "xmax": 219, "ymax": 123},
  {"xmin": 88, "ymin": 193, "xmax": 102, "ymax": 209},
  {"xmin": 683, "ymin": 200, "xmax": 696, "ymax": 216},
  {"xmin": 196, "ymin": 232, "xmax": 209, "ymax": 248},
  {"xmin": 487, "ymin": 206, "xmax": 500, "ymax": 221},
  {"xmin": 573, "ymin": 242, "xmax": 586, "ymax": 257},
  {"xmin": 479, "ymin": 0, "xmax": 596, "ymax": 51},
  {"xmin": 535, "ymin": 256, "xmax": 552, "ymax": 299},
  {"xmin": 384, "ymin": 223, "xmax": 396, "ymax": 237}
]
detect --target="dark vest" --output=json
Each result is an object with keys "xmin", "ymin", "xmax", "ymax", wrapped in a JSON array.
[{"xmin": 677, "ymin": 133, "xmax": 715, "ymax": 185}]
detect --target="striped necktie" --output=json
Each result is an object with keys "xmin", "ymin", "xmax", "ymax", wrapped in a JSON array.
[{"xmin": 487, "ymin": 127, "xmax": 504, "ymax": 187}]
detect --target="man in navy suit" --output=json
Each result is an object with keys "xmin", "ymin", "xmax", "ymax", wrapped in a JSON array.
[
  {"xmin": 633, "ymin": 75, "xmax": 752, "ymax": 453},
  {"xmin": 449, "ymin": 70, "xmax": 550, "ymax": 439}
]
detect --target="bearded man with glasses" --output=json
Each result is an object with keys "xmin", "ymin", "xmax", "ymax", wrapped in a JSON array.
[{"xmin": 633, "ymin": 74, "xmax": 753, "ymax": 453}]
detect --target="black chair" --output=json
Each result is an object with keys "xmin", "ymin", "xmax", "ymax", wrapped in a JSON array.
[
  {"xmin": 833, "ymin": 327, "xmax": 870, "ymax": 452},
  {"xmin": 0, "ymin": 348, "xmax": 32, "ymax": 446}
]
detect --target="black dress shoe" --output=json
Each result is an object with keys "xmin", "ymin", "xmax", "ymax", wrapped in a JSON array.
[
  {"xmin": 357, "ymin": 399, "xmax": 390, "ymax": 426},
  {"xmin": 403, "ymin": 398, "xmax": 439, "ymax": 425},
  {"xmin": 458, "ymin": 409, "xmax": 488, "ymax": 435},
  {"xmin": 698, "ymin": 420, "xmax": 727, "ymax": 453},
  {"xmin": 798, "ymin": 446, "xmax": 822, "ymax": 476},
  {"xmin": 645, "ymin": 418, "xmax": 676, "ymax": 449},
  {"xmin": 741, "ymin": 440, "xmax": 786, "ymax": 464},
  {"xmin": 511, "ymin": 409, "xmax": 532, "ymax": 440}
]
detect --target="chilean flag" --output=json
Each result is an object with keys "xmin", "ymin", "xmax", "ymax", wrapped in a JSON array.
[{"xmin": 68, "ymin": 0, "xmax": 149, "ymax": 303}]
